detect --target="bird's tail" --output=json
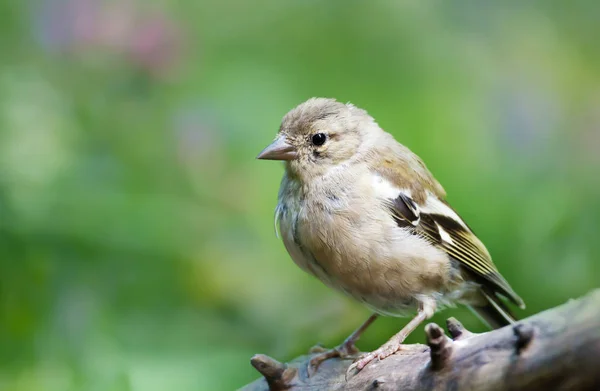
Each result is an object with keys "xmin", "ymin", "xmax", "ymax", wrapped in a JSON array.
[{"xmin": 469, "ymin": 289, "xmax": 517, "ymax": 329}]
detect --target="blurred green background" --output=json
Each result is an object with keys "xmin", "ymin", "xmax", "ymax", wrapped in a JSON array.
[{"xmin": 1, "ymin": 1, "xmax": 599, "ymax": 390}]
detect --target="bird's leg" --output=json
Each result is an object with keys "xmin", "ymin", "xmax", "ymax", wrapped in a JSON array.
[
  {"xmin": 348, "ymin": 300, "xmax": 436, "ymax": 373},
  {"xmin": 307, "ymin": 314, "xmax": 378, "ymax": 376}
]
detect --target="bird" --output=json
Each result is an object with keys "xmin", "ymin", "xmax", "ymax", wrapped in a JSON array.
[{"xmin": 256, "ymin": 97, "xmax": 524, "ymax": 374}]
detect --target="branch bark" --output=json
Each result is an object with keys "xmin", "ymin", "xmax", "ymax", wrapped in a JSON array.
[{"xmin": 241, "ymin": 289, "xmax": 600, "ymax": 391}]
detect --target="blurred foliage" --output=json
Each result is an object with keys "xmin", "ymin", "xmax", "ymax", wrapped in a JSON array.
[{"xmin": 0, "ymin": 1, "xmax": 599, "ymax": 390}]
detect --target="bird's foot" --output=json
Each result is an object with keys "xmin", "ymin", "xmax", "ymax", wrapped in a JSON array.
[
  {"xmin": 346, "ymin": 340, "xmax": 404, "ymax": 375},
  {"xmin": 307, "ymin": 341, "xmax": 359, "ymax": 377}
]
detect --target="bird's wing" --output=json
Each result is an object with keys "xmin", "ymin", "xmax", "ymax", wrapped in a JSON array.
[
  {"xmin": 369, "ymin": 142, "xmax": 523, "ymax": 308},
  {"xmin": 388, "ymin": 191, "xmax": 525, "ymax": 309}
]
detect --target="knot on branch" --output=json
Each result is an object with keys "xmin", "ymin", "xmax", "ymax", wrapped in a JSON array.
[
  {"xmin": 308, "ymin": 343, "xmax": 327, "ymax": 353},
  {"xmin": 371, "ymin": 378, "xmax": 386, "ymax": 388},
  {"xmin": 425, "ymin": 323, "xmax": 453, "ymax": 370},
  {"xmin": 446, "ymin": 317, "xmax": 474, "ymax": 340},
  {"xmin": 251, "ymin": 354, "xmax": 297, "ymax": 390},
  {"xmin": 513, "ymin": 323, "xmax": 534, "ymax": 354}
]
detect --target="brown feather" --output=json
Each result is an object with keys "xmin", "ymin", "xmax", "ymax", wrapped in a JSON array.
[{"xmin": 368, "ymin": 135, "xmax": 446, "ymax": 204}]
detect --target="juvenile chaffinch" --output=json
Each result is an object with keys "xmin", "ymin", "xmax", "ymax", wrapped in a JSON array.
[{"xmin": 257, "ymin": 98, "xmax": 524, "ymax": 374}]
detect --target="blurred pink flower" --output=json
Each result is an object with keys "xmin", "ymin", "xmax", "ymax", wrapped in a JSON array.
[
  {"xmin": 34, "ymin": 0, "xmax": 184, "ymax": 78},
  {"xmin": 127, "ymin": 13, "xmax": 183, "ymax": 77}
]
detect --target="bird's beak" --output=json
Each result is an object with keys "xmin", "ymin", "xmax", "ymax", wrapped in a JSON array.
[{"xmin": 256, "ymin": 136, "xmax": 298, "ymax": 161}]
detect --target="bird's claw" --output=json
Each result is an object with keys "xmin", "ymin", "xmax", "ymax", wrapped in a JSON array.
[
  {"xmin": 345, "ymin": 342, "xmax": 403, "ymax": 379},
  {"xmin": 307, "ymin": 343, "xmax": 359, "ymax": 377},
  {"xmin": 346, "ymin": 351, "xmax": 377, "ymax": 377}
]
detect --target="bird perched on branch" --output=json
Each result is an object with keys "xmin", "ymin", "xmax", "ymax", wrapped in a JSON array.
[{"xmin": 257, "ymin": 98, "xmax": 524, "ymax": 374}]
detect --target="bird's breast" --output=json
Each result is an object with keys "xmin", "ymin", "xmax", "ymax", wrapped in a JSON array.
[
  {"xmin": 277, "ymin": 195, "xmax": 337, "ymax": 287},
  {"xmin": 276, "ymin": 174, "xmax": 455, "ymax": 316}
]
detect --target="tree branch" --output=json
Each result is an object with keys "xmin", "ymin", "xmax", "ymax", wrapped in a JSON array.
[{"xmin": 241, "ymin": 289, "xmax": 600, "ymax": 391}]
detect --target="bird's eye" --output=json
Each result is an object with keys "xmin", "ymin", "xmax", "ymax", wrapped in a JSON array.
[{"xmin": 311, "ymin": 133, "xmax": 327, "ymax": 146}]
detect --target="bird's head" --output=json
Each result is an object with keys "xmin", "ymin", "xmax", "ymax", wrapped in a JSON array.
[{"xmin": 257, "ymin": 98, "xmax": 377, "ymax": 179}]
